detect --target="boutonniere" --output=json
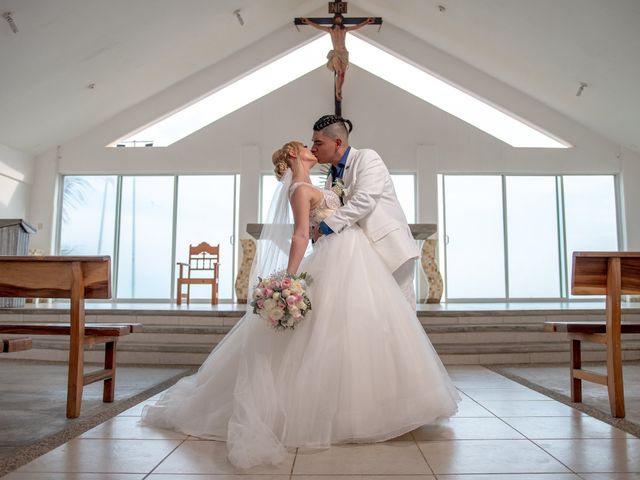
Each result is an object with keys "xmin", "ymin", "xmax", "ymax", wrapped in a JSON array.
[{"xmin": 330, "ymin": 178, "xmax": 349, "ymax": 205}]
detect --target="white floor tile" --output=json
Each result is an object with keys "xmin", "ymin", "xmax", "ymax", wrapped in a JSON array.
[
  {"xmin": 148, "ymin": 475, "xmax": 289, "ymax": 480},
  {"xmin": 436, "ymin": 475, "xmax": 582, "ymax": 479},
  {"xmin": 478, "ymin": 400, "xmax": 584, "ymax": 417},
  {"xmin": 15, "ymin": 439, "xmax": 181, "ymax": 474},
  {"xmin": 452, "ymin": 396, "xmax": 495, "ymax": 417},
  {"xmin": 503, "ymin": 415, "xmax": 633, "ymax": 439},
  {"xmin": 413, "ymin": 417, "xmax": 525, "ymax": 440},
  {"xmin": 80, "ymin": 416, "xmax": 188, "ymax": 440},
  {"xmin": 153, "ymin": 440, "xmax": 294, "ymax": 475},
  {"xmin": 417, "ymin": 439, "xmax": 571, "ymax": 474},
  {"xmin": 3, "ymin": 474, "xmax": 145, "ymax": 480},
  {"xmin": 535, "ymin": 438, "xmax": 640, "ymax": 473},
  {"xmin": 293, "ymin": 442, "xmax": 431, "ymax": 475},
  {"xmin": 460, "ymin": 387, "xmax": 550, "ymax": 401}
]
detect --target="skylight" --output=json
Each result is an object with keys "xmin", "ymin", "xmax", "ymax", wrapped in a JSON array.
[
  {"xmin": 348, "ymin": 36, "xmax": 570, "ymax": 148},
  {"xmin": 109, "ymin": 36, "xmax": 332, "ymax": 148},
  {"xmin": 110, "ymin": 34, "xmax": 570, "ymax": 149}
]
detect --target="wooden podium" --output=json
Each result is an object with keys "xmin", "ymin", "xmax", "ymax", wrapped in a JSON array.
[
  {"xmin": 0, "ymin": 219, "xmax": 36, "ymax": 307},
  {"xmin": 545, "ymin": 252, "xmax": 640, "ymax": 417}
]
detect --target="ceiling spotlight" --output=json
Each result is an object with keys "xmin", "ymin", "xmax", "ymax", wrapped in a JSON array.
[
  {"xmin": 233, "ymin": 9, "xmax": 244, "ymax": 26},
  {"xmin": 576, "ymin": 82, "xmax": 587, "ymax": 97},
  {"xmin": 2, "ymin": 12, "xmax": 18, "ymax": 34}
]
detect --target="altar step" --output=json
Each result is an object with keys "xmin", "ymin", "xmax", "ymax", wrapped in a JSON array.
[{"xmin": 2, "ymin": 307, "xmax": 640, "ymax": 365}]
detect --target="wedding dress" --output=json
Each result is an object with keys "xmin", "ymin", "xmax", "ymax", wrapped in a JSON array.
[{"xmin": 142, "ymin": 177, "xmax": 460, "ymax": 469}]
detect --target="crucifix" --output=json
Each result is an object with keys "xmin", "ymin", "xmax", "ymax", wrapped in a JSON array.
[{"xmin": 295, "ymin": 1, "xmax": 382, "ymax": 116}]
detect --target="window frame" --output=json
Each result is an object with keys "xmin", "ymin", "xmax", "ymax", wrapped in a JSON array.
[
  {"xmin": 56, "ymin": 173, "xmax": 239, "ymax": 303},
  {"xmin": 440, "ymin": 173, "xmax": 621, "ymax": 302}
]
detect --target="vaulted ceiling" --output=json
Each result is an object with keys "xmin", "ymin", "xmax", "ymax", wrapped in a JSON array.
[{"xmin": 1, "ymin": 0, "xmax": 638, "ymax": 155}]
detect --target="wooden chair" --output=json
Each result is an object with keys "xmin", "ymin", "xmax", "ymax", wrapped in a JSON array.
[
  {"xmin": 544, "ymin": 251, "xmax": 640, "ymax": 417},
  {"xmin": 176, "ymin": 242, "xmax": 220, "ymax": 305}
]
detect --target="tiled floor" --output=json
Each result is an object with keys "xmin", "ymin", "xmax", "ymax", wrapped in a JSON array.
[{"xmin": 4, "ymin": 365, "xmax": 640, "ymax": 479}]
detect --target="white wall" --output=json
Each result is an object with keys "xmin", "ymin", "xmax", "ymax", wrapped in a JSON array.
[
  {"xmin": 28, "ymin": 22, "xmax": 640, "ymax": 257},
  {"xmin": 0, "ymin": 143, "xmax": 34, "ymax": 222}
]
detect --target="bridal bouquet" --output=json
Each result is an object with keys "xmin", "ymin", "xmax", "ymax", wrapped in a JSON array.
[{"xmin": 251, "ymin": 272, "xmax": 312, "ymax": 330}]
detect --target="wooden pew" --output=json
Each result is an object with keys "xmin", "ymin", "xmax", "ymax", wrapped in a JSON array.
[
  {"xmin": 544, "ymin": 251, "xmax": 640, "ymax": 417},
  {"xmin": 0, "ymin": 256, "xmax": 142, "ymax": 418}
]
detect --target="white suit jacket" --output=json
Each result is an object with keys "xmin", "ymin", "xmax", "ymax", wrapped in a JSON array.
[{"xmin": 323, "ymin": 147, "xmax": 420, "ymax": 272}]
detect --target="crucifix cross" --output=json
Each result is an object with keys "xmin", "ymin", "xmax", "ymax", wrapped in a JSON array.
[{"xmin": 294, "ymin": 1, "xmax": 382, "ymax": 116}]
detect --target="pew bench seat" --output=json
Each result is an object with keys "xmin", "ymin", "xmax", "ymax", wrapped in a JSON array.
[
  {"xmin": 544, "ymin": 321, "xmax": 640, "ymax": 335},
  {"xmin": 0, "ymin": 322, "xmax": 143, "ymax": 404},
  {"xmin": 0, "ymin": 323, "xmax": 142, "ymax": 337}
]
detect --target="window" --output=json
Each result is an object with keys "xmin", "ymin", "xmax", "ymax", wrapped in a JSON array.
[
  {"xmin": 563, "ymin": 175, "xmax": 618, "ymax": 295},
  {"xmin": 443, "ymin": 175, "xmax": 506, "ymax": 299},
  {"xmin": 58, "ymin": 174, "xmax": 238, "ymax": 302},
  {"xmin": 175, "ymin": 176, "xmax": 237, "ymax": 300},
  {"xmin": 260, "ymin": 173, "xmax": 416, "ymax": 223},
  {"xmin": 505, "ymin": 176, "xmax": 560, "ymax": 298},
  {"xmin": 441, "ymin": 174, "xmax": 618, "ymax": 301},
  {"xmin": 390, "ymin": 174, "xmax": 416, "ymax": 223},
  {"xmin": 117, "ymin": 176, "xmax": 175, "ymax": 299},
  {"xmin": 59, "ymin": 176, "xmax": 117, "ymax": 256}
]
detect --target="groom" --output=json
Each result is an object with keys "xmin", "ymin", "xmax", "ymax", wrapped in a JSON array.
[{"xmin": 310, "ymin": 114, "xmax": 420, "ymax": 309}]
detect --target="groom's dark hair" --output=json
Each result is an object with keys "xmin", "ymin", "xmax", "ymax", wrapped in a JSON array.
[{"xmin": 313, "ymin": 115, "xmax": 353, "ymax": 140}]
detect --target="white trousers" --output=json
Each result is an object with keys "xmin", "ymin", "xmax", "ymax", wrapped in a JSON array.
[{"xmin": 392, "ymin": 258, "xmax": 417, "ymax": 311}]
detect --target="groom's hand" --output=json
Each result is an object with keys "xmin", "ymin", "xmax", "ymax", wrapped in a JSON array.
[{"xmin": 312, "ymin": 225, "xmax": 322, "ymax": 243}]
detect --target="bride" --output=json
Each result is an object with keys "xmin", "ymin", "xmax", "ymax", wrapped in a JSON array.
[{"xmin": 142, "ymin": 141, "xmax": 460, "ymax": 469}]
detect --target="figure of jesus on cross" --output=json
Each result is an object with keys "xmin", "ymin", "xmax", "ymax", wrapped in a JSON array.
[{"xmin": 295, "ymin": 1, "xmax": 381, "ymax": 115}]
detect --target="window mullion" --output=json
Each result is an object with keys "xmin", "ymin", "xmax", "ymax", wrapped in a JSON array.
[
  {"xmin": 170, "ymin": 176, "xmax": 179, "ymax": 302},
  {"xmin": 112, "ymin": 176, "xmax": 123, "ymax": 302},
  {"xmin": 556, "ymin": 176, "xmax": 568, "ymax": 298},
  {"xmin": 502, "ymin": 175, "xmax": 510, "ymax": 300}
]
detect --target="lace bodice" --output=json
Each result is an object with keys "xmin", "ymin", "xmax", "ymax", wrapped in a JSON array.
[{"xmin": 289, "ymin": 182, "xmax": 341, "ymax": 226}]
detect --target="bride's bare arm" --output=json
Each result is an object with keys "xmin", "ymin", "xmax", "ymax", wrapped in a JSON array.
[{"xmin": 287, "ymin": 188, "xmax": 312, "ymax": 274}]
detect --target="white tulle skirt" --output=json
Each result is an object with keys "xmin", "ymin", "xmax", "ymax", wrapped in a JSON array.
[{"xmin": 142, "ymin": 226, "xmax": 460, "ymax": 469}]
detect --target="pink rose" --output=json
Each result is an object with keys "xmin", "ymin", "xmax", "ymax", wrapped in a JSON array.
[
  {"xmin": 270, "ymin": 279, "xmax": 280, "ymax": 289},
  {"xmin": 264, "ymin": 288, "xmax": 274, "ymax": 298},
  {"xmin": 256, "ymin": 298, "xmax": 265, "ymax": 308},
  {"xmin": 286, "ymin": 295, "xmax": 297, "ymax": 305},
  {"xmin": 281, "ymin": 277, "xmax": 292, "ymax": 289}
]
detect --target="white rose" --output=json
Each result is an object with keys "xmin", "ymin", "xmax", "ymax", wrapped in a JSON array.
[
  {"xmin": 296, "ymin": 301, "xmax": 307, "ymax": 310},
  {"xmin": 263, "ymin": 298, "xmax": 276, "ymax": 310},
  {"xmin": 269, "ymin": 308, "xmax": 284, "ymax": 321}
]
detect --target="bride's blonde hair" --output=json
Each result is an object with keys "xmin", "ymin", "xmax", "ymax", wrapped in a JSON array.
[{"xmin": 272, "ymin": 141, "xmax": 304, "ymax": 180}]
